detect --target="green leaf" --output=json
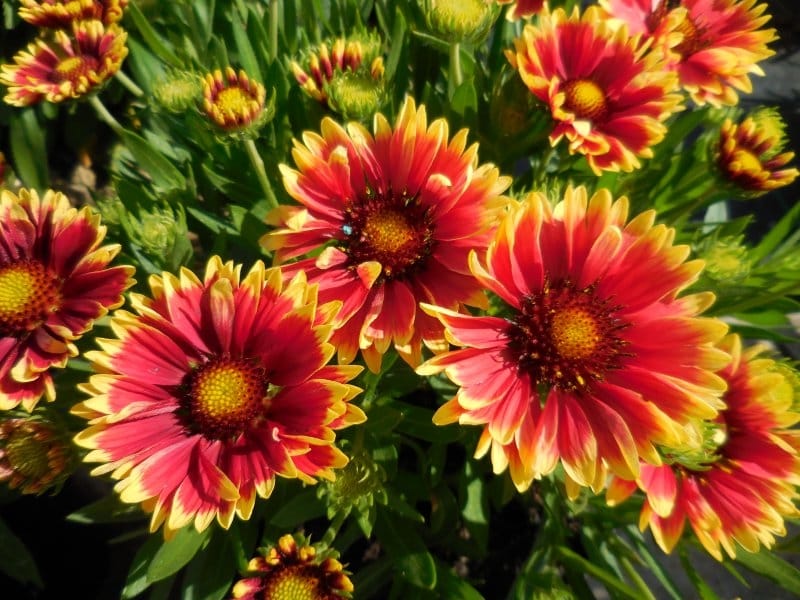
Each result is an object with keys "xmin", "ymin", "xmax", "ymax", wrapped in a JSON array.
[
  {"xmin": 183, "ymin": 527, "xmax": 238, "ymax": 600},
  {"xmin": 751, "ymin": 200, "xmax": 800, "ymax": 263},
  {"xmin": 122, "ymin": 534, "xmax": 162, "ymax": 599},
  {"xmin": 9, "ymin": 108, "xmax": 48, "ymax": 191},
  {"xmin": 67, "ymin": 494, "xmax": 148, "ymax": 524},
  {"xmin": 231, "ymin": 10, "xmax": 262, "ymax": 80},
  {"xmin": 735, "ymin": 549, "xmax": 800, "ymax": 595},
  {"xmin": 127, "ymin": 2, "xmax": 184, "ymax": 68},
  {"xmin": 450, "ymin": 80, "xmax": 478, "ymax": 119},
  {"xmin": 375, "ymin": 509, "xmax": 437, "ymax": 590},
  {"xmin": 268, "ymin": 489, "xmax": 326, "ymax": 527},
  {"xmin": 119, "ymin": 129, "xmax": 186, "ymax": 192},
  {"xmin": 393, "ymin": 401, "xmax": 463, "ymax": 443},
  {"xmin": 0, "ymin": 517, "xmax": 43, "ymax": 588},
  {"xmin": 434, "ymin": 560, "xmax": 483, "ymax": 600},
  {"xmin": 556, "ymin": 545, "xmax": 642, "ymax": 599},
  {"xmin": 678, "ymin": 548, "xmax": 721, "ymax": 600},
  {"xmin": 186, "ymin": 206, "xmax": 239, "ymax": 234},
  {"xmin": 146, "ymin": 526, "xmax": 210, "ymax": 583}
]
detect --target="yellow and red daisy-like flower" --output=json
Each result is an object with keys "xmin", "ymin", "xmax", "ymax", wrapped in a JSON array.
[
  {"xmin": 0, "ymin": 189, "xmax": 134, "ymax": 411},
  {"xmin": 232, "ymin": 534, "xmax": 353, "ymax": 600},
  {"xmin": 601, "ymin": 0, "xmax": 777, "ymax": 106},
  {"xmin": 0, "ymin": 19, "xmax": 128, "ymax": 107},
  {"xmin": 607, "ymin": 335, "xmax": 800, "ymax": 560},
  {"xmin": 507, "ymin": 6, "xmax": 683, "ymax": 174},
  {"xmin": 72, "ymin": 257, "xmax": 365, "ymax": 537},
  {"xmin": 496, "ymin": 0, "xmax": 544, "ymax": 21},
  {"xmin": 201, "ymin": 67, "xmax": 272, "ymax": 134},
  {"xmin": 18, "ymin": 0, "xmax": 128, "ymax": 28},
  {"xmin": 716, "ymin": 108, "xmax": 799, "ymax": 196},
  {"xmin": 418, "ymin": 187, "xmax": 730, "ymax": 493},
  {"xmin": 262, "ymin": 96, "xmax": 511, "ymax": 372}
]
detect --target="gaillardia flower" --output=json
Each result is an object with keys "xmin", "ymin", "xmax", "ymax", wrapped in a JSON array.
[
  {"xmin": 600, "ymin": 0, "xmax": 777, "ymax": 106},
  {"xmin": 496, "ymin": 0, "xmax": 544, "ymax": 21},
  {"xmin": 18, "ymin": 0, "xmax": 128, "ymax": 28},
  {"xmin": 72, "ymin": 258, "xmax": 365, "ymax": 537},
  {"xmin": 422, "ymin": 0, "xmax": 499, "ymax": 44},
  {"xmin": 607, "ymin": 335, "xmax": 800, "ymax": 560},
  {"xmin": 0, "ymin": 189, "xmax": 134, "ymax": 411},
  {"xmin": 507, "ymin": 6, "xmax": 683, "ymax": 174},
  {"xmin": 232, "ymin": 534, "xmax": 353, "ymax": 600},
  {"xmin": 0, "ymin": 414, "xmax": 76, "ymax": 494},
  {"xmin": 0, "ymin": 19, "xmax": 128, "ymax": 107},
  {"xmin": 262, "ymin": 96, "xmax": 510, "ymax": 372},
  {"xmin": 418, "ymin": 187, "xmax": 730, "ymax": 493},
  {"xmin": 716, "ymin": 108, "xmax": 799, "ymax": 196},
  {"xmin": 201, "ymin": 67, "xmax": 273, "ymax": 135}
]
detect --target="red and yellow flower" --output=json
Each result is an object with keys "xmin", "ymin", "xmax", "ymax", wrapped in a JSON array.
[
  {"xmin": 496, "ymin": 0, "xmax": 544, "ymax": 21},
  {"xmin": 0, "ymin": 19, "xmax": 128, "ymax": 106},
  {"xmin": 18, "ymin": 0, "xmax": 128, "ymax": 28},
  {"xmin": 201, "ymin": 67, "xmax": 272, "ymax": 134},
  {"xmin": 232, "ymin": 534, "xmax": 353, "ymax": 600},
  {"xmin": 716, "ymin": 108, "xmax": 799, "ymax": 195},
  {"xmin": 507, "ymin": 6, "xmax": 683, "ymax": 174},
  {"xmin": 0, "ymin": 189, "xmax": 134, "ymax": 411},
  {"xmin": 418, "ymin": 187, "xmax": 730, "ymax": 493},
  {"xmin": 262, "ymin": 96, "xmax": 510, "ymax": 372},
  {"xmin": 607, "ymin": 335, "xmax": 800, "ymax": 560},
  {"xmin": 600, "ymin": 0, "xmax": 777, "ymax": 106},
  {"xmin": 72, "ymin": 257, "xmax": 365, "ymax": 537}
]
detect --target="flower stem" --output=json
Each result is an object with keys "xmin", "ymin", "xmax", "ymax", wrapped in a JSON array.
[
  {"xmin": 89, "ymin": 95, "xmax": 123, "ymax": 134},
  {"xmin": 449, "ymin": 42, "xmax": 463, "ymax": 94},
  {"xmin": 115, "ymin": 71, "xmax": 144, "ymax": 97},
  {"xmin": 320, "ymin": 511, "xmax": 347, "ymax": 547},
  {"xmin": 243, "ymin": 138, "xmax": 278, "ymax": 209},
  {"xmin": 269, "ymin": 0, "xmax": 280, "ymax": 61}
]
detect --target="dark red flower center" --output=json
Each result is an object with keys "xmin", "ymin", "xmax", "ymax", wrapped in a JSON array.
[
  {"xmin": 505, "ymin": 278, "xmax": 630, "ymax": 391},
  {"xmin": 0, "ymin": 259, "xmax": 62, "ymax": 337},
  {"xmin": 178, "ymin": 356, "xmax": 270, "ymax": 441},
  {"xmin": 562, "ymin": 78, "xmax": 608, "ymax": 122},
  {"xmin": 341, "ymin": 187, "xmax": 435, "ymax": 281},
  {"xmin": 672, "ymin": 12, "xmax": 708, "ymax": 57},
  {"xmin": 53, "ymin": 55, "xmax": 99, "ymax": 83}
]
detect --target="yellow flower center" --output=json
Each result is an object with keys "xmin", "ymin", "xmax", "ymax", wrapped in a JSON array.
[
  {"xmin": 53, "ymin": 55, "xmax": 97, "ymax": 83},
  {"xmin": 0, "ymin": 260, "xmax": 62, "ymax": 336},
  {"xmin": 215, "ymin": 86, "xmax": 253, "ymax": 116},
  {"xmin": 263, "ymin": 566, "xmax": 321, "ymax": 600},
  {"xmin": 731, "ymin": 148, "xmax": 763, "ymax": 174},
  {"xmin": 551, "ymin": 307, "xmax": 600, "ymax": 360},
  {"xmin": 5, "ymin": 428, "xmax": 51, "ymax": 480},
  {"xmin": 181, "ymin": 357, "xmax": 269, "ymax": 440},
  {"xmin": 562, "ymin": 79, "xmax": 608, "ymax": 122},
  {"xmin": 363, "ymin": 209, "xmax": 416, "ymax": 256}
]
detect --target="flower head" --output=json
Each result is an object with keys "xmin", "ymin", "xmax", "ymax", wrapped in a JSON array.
[
  {"xmin": 716, "ymin": 108, "xmax": 799, "ymax": 196},
  {"xmin": 262, "ymin": 96, "xmax": 510, "ymax": 372},
  {"xmin": 154, "ymin": 69, "xmax": 202, "ymax": 113},
  {"xmin": 72, "ymin": 257, "xmax": 365, "ymax": 537},
  {"xmin": 0, "ymin": 20, "xmax": 128, "ymax": 107},
  {"xmin": 18, "ymin": 0, "xmax": 128, "ymax": 28},
  {"xmin": 201, "ymin": 67, "xmax": 273, "ymax": 136},
  {"xmin": 232, "ymin": 534, "xmax": 353, "ymax": 600},
  {"xmin": 601, "ymin": 0, "xmax": 777, "ymax": 106},
  {"xmin": 0, "ymin": 189, "xmax": 134, "ymax": 411},
  {"xmin": 496, "ymin": 0, "xmax": 544, "ymax": 21},
  {"xmin": 0, "ymin": 413, "xmax": 76, "ymax": 494},
  {"xmin": 507, "ymin": 6, "xmax": 683, "ymax": 174},
  {"xmin": 423, "ymin": 0, "xmax": 499, "ymax": 44},
  {"xmin": 607, "ymin": 335, "xmax": 800, "ymax": 560},
  {"xmin": 418, "ymin": 187, "xmax": 730, "ymax": 493}
]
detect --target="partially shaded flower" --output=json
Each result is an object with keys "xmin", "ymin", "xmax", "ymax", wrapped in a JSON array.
[
  {"xmin": 418, "ymin": 187, "xmax": 730, "ymax": 493},
  {"xmin": 716, "ymin": 108, "xmax": 799, "ymax": 196},
  {"xmin": 232, "ymin": 534, "xmax": 353, "ymax": 600},
  {"xmin": 507, "ymin": 6, "xmax": 683, "ymax": 174},
  {"xmin": 72, "ymin": 257, "xmax": 365, "ymax": 537},
  {"xmin": 0, "ymin": 413, "xmax": 76, "ymax": 494},
  {"xmin": 18, "ymin": 0, "xmax": 128, "ymax": 28},
  {"xmin": 0, "ymin": 20, "xmax": 128, "ymax": 106},
  {"xmin": 0, "ymin": 189, "xmax": 134, "ymax": 411},
  {"xmin": 496, "ymin": 0, "xmax": 544, "ymax": 21},
  {"xmin": 607, "ymin": 335, "xmax": 800, "ymax": 560},
  {"xmin": 261, "ymin": 96, "xmax": 510, "ymax": 372},
  {"xmin": 201, "ymin": 67, "xmax": 273, "ymax": 135},
  {"xmin": 600, "ymin": 0, "xmax": 777, "ymax": 106}
]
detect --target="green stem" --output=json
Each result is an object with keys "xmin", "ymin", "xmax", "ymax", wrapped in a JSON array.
[
  {"xmin": 88, "ymin": 95, "xmax": 123, "ymax": 134},
  {"xmin": 269, "ymin": 0, "xmax": 280, "ymax": 61},
  {"xmin": 449, "ymin": 42, "xmax": 463, "ymax": 93},
  {"xmin": 115, "ymin": 70, "xmax": 144, "ymax": 97},
  {"xmin": 320, "ymin": 511, "xmax": 347, "ymax": 547},
  {"xmin": 243, "ymin": 138, "xmax": 278, "ymax": 209}
]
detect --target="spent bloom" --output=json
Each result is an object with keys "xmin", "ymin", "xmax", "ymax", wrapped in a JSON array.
[
  {"xmin": 507, "ymin": 6, "xmax": 683, "ymax": 174},
  {"xmin": 0, "ymin": 189, "xmax": 134, "ymax": 411},
  {"xmin": 607, "ymin": 335, "xmax": 800, "ymax": 560},
  {"xmin": 262, "ymin": 96, "xmax": 510, "ymax": 372},
  {"xmin": 72, "ymin": 257, "xmax": 365, "ymax": 537},
  {"xmin": 202, "ymin": 67, "xmax": 274, "ymax": 135},
  {"xmin": 232, "ymin": 534, "xmax": 353, "ymax": 600},
  {"xmin": 18, "ymin": 0, "xmax": 128, "ymax": 28},
  {"xmin": 418, "ymin": 187, "xmax": 730, "ymax": 493}
]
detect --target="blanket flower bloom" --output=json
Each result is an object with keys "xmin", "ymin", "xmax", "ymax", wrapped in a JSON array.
[
  {"xmin": 262, "ymin": 96, "xmax": 510, "ymax": 372},
  {"xmin": 418, "ymin": 187, "xmax": 730, "ymax": 493},
  {"xmin": 72, "ymin": 257, "xmax": 365, "ymax": 537},
  {"xmin": 0, "ymin": 19, "xmax": 128, "ymax": 106},
  {"xmin": 507, "ymin": 6, "xmax": 683, "ymax": 174},
  {"xmin": 716, "ymin": 108, "xmax": 799, "ymax": 195},
  {"xmin": 201, "ymin": 67, "xmax": 273, "ymax": 135},
  {"xmin": 18, "ymin": 0, "xmax": 128, "ymax": 28},
  {"xmin": 496, "ymin": 0, "xmax": 544, "ymax": 21},
  {"xmin": 232, "ymin": 534, "xmax": 353, "ymax": 600},
  {"xmin": 0, "ymin": 189, "xmax": 133, "ymax": 411},
  {"xmin": 607, "ymin": 335, "xmax": 800, "ymax": 560},
  {"xmin": 600, "ymin": 0, "xmax": 777, "ymax": 106}
]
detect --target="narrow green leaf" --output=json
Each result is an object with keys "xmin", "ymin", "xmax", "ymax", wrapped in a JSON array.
[
  {"xmin": 127, "ymin": 2, "xmax": 183, "ymax": 68},
  {"xmin": 678, "ymin": 548, "xmax": 721, "ymax": 600},
  {"xmin": 67, "ymin": 494, "xmax": 147, "ymax": 524},
  {"xmin": 751, "ymin": 200, "xmax": 800, "ymax": 263},
  {"xmin": 184, "ymin": 528, "xmax": 238, "ymax": 600},
  {"xmin": 9, "ymin": 108, "xmax": 48, "ymax": 190},
  {"xmin": 375, "ymin": 509, "xmax": 437, "ymax": 590},
  {"xmin": 0, "ymin": 517, "xmax": 43, "ymax": 588},
  {"xmin": 122, "ymin": 534, "xmax": 162, "ymax": 599},
  {"xmin": 735, "ymin": 549, "xmax": 800, "ymax": 595},
  {"xmin": 120, "ymin": 129, "xmax": 186, "ymax": 191},
  {"xmin": 268, "ymin": 489, "xmax": 326, "ymax": 527},
  {"xmin": 434, "ymin": 560, "xmax": 483, "ymax": 600},
  {"xmin": 186, "ymin": 206, "xmax": 238, "ymax": 235},
  {"xmin": 231, "ymin": 10, "xmax": 262, "ymax": 80},
  {"xmin": 556, "ymin": 545, "xmax": 642, "ymax": 599},
  {"xmin": 146, "ymin": 526, "xmax": 210, "ymax": 583},
  {"xmin": 384, "ymin": 10, "xmax": 406, "ymax": 80}
]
